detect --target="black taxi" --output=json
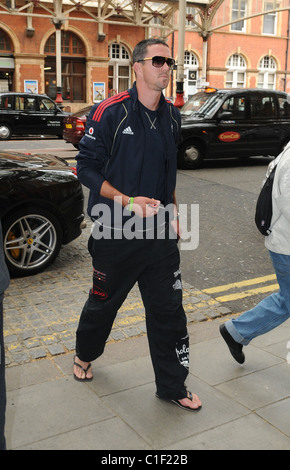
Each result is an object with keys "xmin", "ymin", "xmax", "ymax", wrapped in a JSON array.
[
  {"xmin": 0, "ymin": 92, "xmax": 69, "ymax": 140},
  {"xmin": 178, "ymin": 88, "xmax": 290, "ymax": 169}
]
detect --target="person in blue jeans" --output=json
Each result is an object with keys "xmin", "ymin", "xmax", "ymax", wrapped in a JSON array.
[
  {"xmin": 0, "ymin": 222, "xmax": 10, "ymax": 450},
  {"xmin": 220, "ymin": 143, "xmax": 290, "ymax": 363}
]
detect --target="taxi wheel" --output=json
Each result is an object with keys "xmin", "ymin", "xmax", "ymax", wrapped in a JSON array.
[
  {"xmin": 178, "ymin": 141, "xmax": 204, "ymax": 169},
  {"xmin": 2, "ymin": 207, "xmax": 63, "ymax": 277},
  {"xmin": 0, "ymin": 124, "xmax": 12, "ymax": 140}
]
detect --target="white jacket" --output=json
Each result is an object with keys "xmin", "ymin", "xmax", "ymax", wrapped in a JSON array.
[{"xmin": 265, "ymin": 142, "xmax": 290, "ymax": 255}]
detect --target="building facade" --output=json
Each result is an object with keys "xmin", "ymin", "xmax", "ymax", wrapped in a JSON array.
[{"xmin": 0, "ymin": 0, "xmax": 289, "ymax": 112}]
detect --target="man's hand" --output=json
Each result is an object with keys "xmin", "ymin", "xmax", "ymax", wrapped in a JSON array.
[{"xmin": 130, "ymin": 197, "xmax": 161, "ymax": 218}]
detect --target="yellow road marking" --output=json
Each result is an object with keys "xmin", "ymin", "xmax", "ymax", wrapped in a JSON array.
[
  {"xmin": 202, "ymin": 274, "xmax": 277, "ymax": 294},
  {"xmin": 215, "ymin": 283, "xmax": 279, "ymax": 303},
  {"xmin": 202, "ymin": 274, "xmax": 279, "ymax": 303}
]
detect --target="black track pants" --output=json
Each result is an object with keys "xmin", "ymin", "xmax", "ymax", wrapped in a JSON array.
[{"xmin": 76, "ymin": 236, "xmax": 189, "ymax": 400}]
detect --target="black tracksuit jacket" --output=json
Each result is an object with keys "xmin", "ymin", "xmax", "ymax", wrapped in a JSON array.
[{"xmin": 76, "ymin": 82, "xmax": 181, "ymax": 221}]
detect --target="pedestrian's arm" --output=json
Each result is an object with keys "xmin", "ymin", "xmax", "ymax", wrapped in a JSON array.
[
  {"xmin": 278, "ymin": 166, "xmax": 290, "ymax": 224},
  {"xmin": 100, "ymin": 180, "xmax": 160, "ymax": 218}
]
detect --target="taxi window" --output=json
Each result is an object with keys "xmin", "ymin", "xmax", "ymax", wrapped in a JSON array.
[
  {"xmin": 15, "ymin": 96, "xmax": 25, "ymax": 110},
  {"xmin": 278, "ymin": 96, "xmax": 290, "ymax": 118},
  {"xmin": 221, "ymin": 96, "xmax": 246, "ymax": 119},
  {"xmin": 39, "ymin": 97, "xmax": 56, "ymax": 111},
  {"xmin": 0, "ymin": 95, "xmax": 13, "ymax": 109},
  {"xmin": 24, "ymin": 97, "xmax": 37, "ymax": 111},
  {"xmin": 250, "ymin": 95, "xmax": 277, "ymax": 118},
  {"xmin": 181, "ymin": 91, "xmax": 223, "ymax": 117}
]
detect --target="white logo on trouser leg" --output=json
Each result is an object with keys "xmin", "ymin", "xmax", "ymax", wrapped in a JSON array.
[{"xmin": 176, "ymin": 337, "xmax": 189, "ymax": 369}]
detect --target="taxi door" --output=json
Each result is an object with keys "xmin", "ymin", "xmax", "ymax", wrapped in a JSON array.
[
  {"xmin": 36, "ymin": 96, "xmax": 64, "ymax": 136},
  {"xmin": 246, "ymin": 93, "xmax": 282, "ymax": 156},
  {"xmin": 13, "ymin": 96, "xmax": 45, "ymax": 135},
  {"xmin": 208, "ymin": 93, "xmax": 253, "ymax": 158}
]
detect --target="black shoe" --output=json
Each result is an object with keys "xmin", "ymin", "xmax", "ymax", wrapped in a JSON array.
[{"xmin": 219, "ymin": 324, "xmax": 245, "ymax": 364}]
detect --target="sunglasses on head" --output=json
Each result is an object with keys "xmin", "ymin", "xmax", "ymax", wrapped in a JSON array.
[{"xmin": 138, "ymin": 56, "xmax": 175, "ymax": 70}]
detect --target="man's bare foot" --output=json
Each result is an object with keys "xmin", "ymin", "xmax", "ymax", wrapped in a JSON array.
[
  {"xmin": 172, "ymin": 391, "xmax": 202, "ymax": 411},
  {"xmin": 73, "ymin": 355, "xmax": 93, "ymax": 381},
  {"xmin": 177, "ymin": 392, "xmax": 202, "ymax": 410},
  {"xmin": 156, "ymin": 390, "xmax": 202, "ymax": 411}
]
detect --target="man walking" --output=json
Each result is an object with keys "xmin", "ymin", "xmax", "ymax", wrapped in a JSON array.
[{"xmin": 73, "ymin": 38, "xmax": 201, "ymax": 412}]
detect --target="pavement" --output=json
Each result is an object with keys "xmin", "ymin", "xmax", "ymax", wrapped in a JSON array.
[
  {"xmin": 3, "ymin": 147, "xmax": 290, "ymax": 451},
  {"xmin": 3, "ymin": 221, "xmax": 290, "ymax": 451}
]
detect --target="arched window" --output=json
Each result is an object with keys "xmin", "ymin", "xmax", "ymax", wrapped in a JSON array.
[
  {"xmin": 108, "ymin": 43, "xmax": 131, "ymax": 95},
  {"xmin": 0, "ymin": 30, "xmax": 13, "ymax": 52},
  {"xmin": 226, "ymin": 54, "xmax": 246, "ymax": 88},
  {"xmin": 0, "ymin": 29, "xmax": 14, "ymax": 92},
  {"xmin": 184, "ymin": 51, "xmax": 199, "ymax": 100},
  {"xmin": 44, "ymin": 32, "xmax": 86, "ymax": 101},
  {"xmin": 258, "ymin": 55, "xmax": 276, "ymax": 89}
]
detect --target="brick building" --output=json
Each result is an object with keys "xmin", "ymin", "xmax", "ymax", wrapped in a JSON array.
[{"xmin": 0, "ymin": 0, "xmax": 289, "ymax": 112}]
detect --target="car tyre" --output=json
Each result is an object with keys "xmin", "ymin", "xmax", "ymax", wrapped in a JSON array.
[
  {"xmin": 178, "ymin": 141, "xmax": 204, "ymax": 170},
  {"xmin": 0, "ymin": 124, "xmax": 12, "ymax": 140},
  {"xmin": 2, "ymin": 206, "xmax": 63, "ymax": 277}
]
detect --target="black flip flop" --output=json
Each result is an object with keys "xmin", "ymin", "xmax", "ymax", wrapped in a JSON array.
[
  {"xmin": 156, "ymin": 391, "xmax": 202, "ymax": 412},
  {"xmin": 171, "ymin": 391, "xmax": 202, "ymax": 412},
  {"xmin": 73, "ymin": 355, "xmax": 93, "ymax": 382}
]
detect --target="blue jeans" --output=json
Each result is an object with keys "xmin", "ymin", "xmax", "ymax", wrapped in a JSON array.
[{"xmin": 225, "ymin": 250, "xmax": 290, "ymax": 345}]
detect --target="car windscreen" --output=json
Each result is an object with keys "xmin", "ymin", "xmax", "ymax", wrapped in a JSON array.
[{"xmin": 180, "ymin": 91, "xmax": 224, "ymax": 118}]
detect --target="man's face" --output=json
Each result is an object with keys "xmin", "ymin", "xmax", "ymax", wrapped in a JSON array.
[{"xmin": 136, "ymin": 44, "xmax": 172, "ymax": 91}]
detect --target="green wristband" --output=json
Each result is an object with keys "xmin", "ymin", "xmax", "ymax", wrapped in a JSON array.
[{"xmin": 129, "ymin": 197, "xmax": 134, "ymax": 211}]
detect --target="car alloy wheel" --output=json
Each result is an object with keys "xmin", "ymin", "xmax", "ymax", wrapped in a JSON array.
[{"xmin": 3, "ymin": 207, "xmax": 63, "ymax": 276}]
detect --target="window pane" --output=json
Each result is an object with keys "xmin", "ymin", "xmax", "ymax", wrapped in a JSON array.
[
  {"xmin": 264, "ymin": 14, "xmax": 275, "ymax": 34},
  {"xmin": 121, "ymin": 46, "xmax": 129, "ymax": 59},
  {"xmin": 44, "ymin": 36, "xmax": 55, "ymax": 53},
  {"xmin": 0, "ymin": 95, "xmax": 13, "ymax": 108},
  {"xmin": 39, "ymin": 98, "xmax": 55, "ymax": 110},
  {"xmin": 226, "ymin": 71, "xmax": 233, "ymax": 82},
  {"xmin": 111, "ymin": 44, "xmax": 120, "ymax": 59},
  {"xmin": 222, "ymin": 96, "xmax": 246, "ymax": 118},
  {"xmin": 24, "ymin": 97, "xmax": 37, "ymax": 111},
  {"xmin": 263, "ymin": 2, "xmax": 276, "ymax": 35},
  {"xmin": 231, "ymin": 0, "xmax": 246, "ymax": 31},
  {"xmin": 62, "ymin": 32, "xmax": 70, "ymax": 54},
  {"xmin": 263, "ymin": 96, "xmax": 277, "ymax": 117},
  {"xmin": 0, "ymin": 31, "xmax": 12, "ymax": 52},
  {"xmin": 278, "ymin": 97, "xmax": 290, "ymax": 118},
  {"xmin": 237, "ymin": 72, "xmax": 245, "ymax": 86},
  {"xmin": 118, "ymin": 77, "xmax": 128, "ymax": 92},
  {"xmin": 72, "ymin": 36, "xmax": 84, "ymax": 54},
  {"xmin": 119, "ymin": 65, "xmax": 129, "ymax": 77}
]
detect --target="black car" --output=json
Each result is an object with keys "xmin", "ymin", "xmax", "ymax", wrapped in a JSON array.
[
  {"xmin": 178, "ymin": 88, "xmax": 290, "ymax": 169},
  {"xmin": 0, "ymin": 152, "xmax": 85, "ymax": 276},
  {"xmin": 0, "ymin": 92, "xmax": 69, "ymax": 140}
]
